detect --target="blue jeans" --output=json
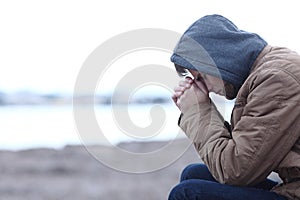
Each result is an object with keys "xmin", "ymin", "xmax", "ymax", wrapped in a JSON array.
[{"xmin": 168, "ymin": 164, "xmax": 287, "ymax": 200}]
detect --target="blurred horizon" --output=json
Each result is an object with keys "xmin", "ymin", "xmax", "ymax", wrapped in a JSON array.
[{"xmin": 0, "ymin": 84, "xmax": 174, "ymax": 106}]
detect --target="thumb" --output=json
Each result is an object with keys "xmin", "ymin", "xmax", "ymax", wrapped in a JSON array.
[{"xmin": 194, "ymin": 79, "xmax": 209, "ymax": 95}]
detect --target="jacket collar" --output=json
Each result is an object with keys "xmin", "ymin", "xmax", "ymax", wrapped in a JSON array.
[{"xmin": 250, "ymin": 45, "xmax": 273, "ymax": 73}]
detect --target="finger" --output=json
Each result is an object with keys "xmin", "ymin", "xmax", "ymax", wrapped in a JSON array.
[
  {"xmin": 174, "ymin": 86, "xmax": 185, "ymax": 93},
  {"xmin": 185, "ymin": 76, "xmax": 194, "ymax": 83},
  {"xmin": 178, "ymin": 80, "xmax": 193, "ymax": 89},
  {"xmin": 171, "ymin": 94, "xmax": 177, "ymax": 104},
  {"xmin": 194, "ymin": 75, "xmax": 209, "ymax": 94},
  {"xmin": 174, "ymin": 91, "xmax": 183, "ymax": 98},
  {"xmin": 193, "ymin": 80, "xmax": 209, "ymax": 95},
  {"xmin": 172, "ymin": 94, "xmax": 180, "ymax": 109}
]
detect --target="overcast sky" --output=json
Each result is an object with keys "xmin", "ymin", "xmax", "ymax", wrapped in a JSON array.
[{"xmin": 1, "ymin": 0, "xmax": 299, "ymax": 94}]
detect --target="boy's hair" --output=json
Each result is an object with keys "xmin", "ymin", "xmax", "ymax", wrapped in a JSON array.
[{"xmin": 174, "ymin": 64, "xmax": 190, "ymax": 77}]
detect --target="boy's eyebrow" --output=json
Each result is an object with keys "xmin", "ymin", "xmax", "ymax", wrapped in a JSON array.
[
  {"xmin": 198, "ymin": 72, "xmax": 207, "ymax": 79},
  {"xmin": 195, "ymin": 73, "xmax": 208, "ymax": 82}
]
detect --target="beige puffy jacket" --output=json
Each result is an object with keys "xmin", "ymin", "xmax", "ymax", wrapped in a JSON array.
[{"xmin": 179, "ymin": 46, "xmax": 300, "ymax": 200}]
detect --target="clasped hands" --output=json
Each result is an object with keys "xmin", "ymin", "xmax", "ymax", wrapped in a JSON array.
[{"xmin": 172, "ymin": 76, "xmax": 209, "ymax": 113}]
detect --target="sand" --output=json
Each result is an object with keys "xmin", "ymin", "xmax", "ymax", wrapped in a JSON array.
[
  {"xmin": 0, "ymin": 139, "xmax": 200, "ymax": 200},
  {"xmin": 0, "ymin": 138, "xmax": 282, "ymax": 200}
]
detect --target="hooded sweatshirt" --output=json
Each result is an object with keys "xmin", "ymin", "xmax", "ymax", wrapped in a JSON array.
[{"xmin": 171, "ymin": 14, "xmax": 267, "ymax": 96}]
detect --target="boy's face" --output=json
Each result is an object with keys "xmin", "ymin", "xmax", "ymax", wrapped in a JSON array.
[{"xmin": 188, "ymin": 69, "xmax": 225, "ymax": 96}]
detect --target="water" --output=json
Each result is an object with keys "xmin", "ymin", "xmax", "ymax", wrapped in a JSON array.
[
  {"xmin": 0, "ymin": 105, "xmax": 78, "ymax": 150},
  {"xmin": 0, "ymin": 100, "xmax": 234, "ymax": 150}
]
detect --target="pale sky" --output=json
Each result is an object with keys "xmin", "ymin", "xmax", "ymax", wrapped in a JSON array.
[{"xmin": 1, "ymin": 0, "xmax": 300, "ymax": 94}]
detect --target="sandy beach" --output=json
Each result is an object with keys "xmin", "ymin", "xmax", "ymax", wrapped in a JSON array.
[
  {"xmin": 0, "ymin": 138, "xmax": 201, "ymax": 200},
  {"xmin": 1, "ymin": 138, "xmax": 283, "ymax": 200}
]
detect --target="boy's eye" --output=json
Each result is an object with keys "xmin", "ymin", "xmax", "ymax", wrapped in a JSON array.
[
  {"xmin": 196, "ymin": 74, "xmax": 204, "ymax": 82},
  {"xmin": 196, "ymin": 73, "xmax": 207, "ymax": 81}
]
